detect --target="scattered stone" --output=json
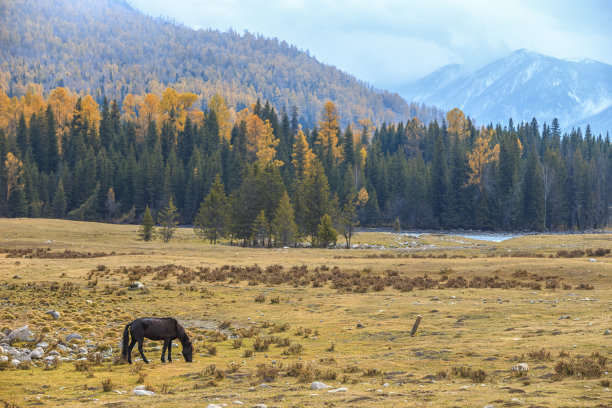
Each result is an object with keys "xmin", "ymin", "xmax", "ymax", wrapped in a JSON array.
[
  {"xmin": 206, "ymin": 405, "xmax": 222, "ymax": 408},
  {"xmin": 5, "ymin": 326, "xmax": 36, "ymax": 344},
  {"xmin": 327, "ymin": 387, "xmax": 348, "ymax": 393},
  {"xmin": 589, "ymin": 258, "xmax": 596, "ymax": 262},
  {"xmin": 233, "ymin": 402, "xmax": 244, "ymax": 406},
  {"xmin": 0, "ymin": 356, "xmax": 8, "ymax": 363},
  {"xmin": 78, "ymin": 347, "xmax": 88, "ymax": 354},
  {"xmin": 30, "ymin": 347, "xmax": 44, "ymax": 359},
  {"xmin": 559, "ymin": 315, "xmax": 570, "ymax": 320},
  {"xmin": 46, "ymin": 310, "xmax": 60, "ymax": 320},
  {"xmin": 311, "ymin": 381, "xmax": 330, "ymax": 390},
  {"xmin": 605, "ymin": 329, "xmax": 611, "ymax": 335},
  {"xmin": 356, "ymin": 323, "xmax": 365, "ymax": 329},
  {"xmin": 0, "ymin": 345, "xmax": 4, "ymax": 354},
  {"xmin": 36, "ymin": 341, "xmax": 49, "ymax": 349},
  {"xmin": 12, "ymin": 275, "xmax": 21, "ymax": 279},
  {"xmin": 511, "ymin": 363, "xmax": 529, "ymax": 372},
  {"xmin": 65, "ymin": 333, "xmax": 82, "ymax": 342},
  {"xmin": 17, "ymin": 353, "xmax": 31, "ymax": 363},
  {"xmin": 253, "ymin": 405, "xmax": 267, "ymax": 408},
  {"xmin": 11, "ymin": 358, "xmax": 20, "ymax": 367},
  {"xmin": 132, "ymin": 385, "xmax": 155, "ymax": 396}
]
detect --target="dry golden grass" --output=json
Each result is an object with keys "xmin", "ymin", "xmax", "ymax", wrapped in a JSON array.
[{"xmin": 0, "ymin": 218, "xmax": 610, "ymax": 407}]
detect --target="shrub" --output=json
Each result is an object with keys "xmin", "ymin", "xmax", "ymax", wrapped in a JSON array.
[
  {"xmin": 102, "ymin": 379, "xmax": 113, "ymax": 392},
  {"xmin": 282, "ymin": 342, "xmax": 303, "ymax": 355},
  {"xmin": 257, "ymin": 364, "xmax": 279, "ymax": 382},
  {"xmin": 74, "ymin": 360, "xmax": 90, "ymax": 372}
]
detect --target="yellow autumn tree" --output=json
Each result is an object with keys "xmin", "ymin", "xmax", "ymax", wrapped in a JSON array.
[
  {"xmin": 47, "ymin": 87, "xmax": 77, "ymax": 136},
  {"xmin": 5, "ymin": 152, "xmax": 23, "ymax": 199},
  {"xmin": 318, "ymin": 101, "xmax": 342, "ymax": 161},
  {"xmin": 160, "ymin": 87, "xmax": 197, "ymax": 130},
  {"xmin": 245, "ymin": 114, "xmax": 281, "ymax": 166},
  {"xmin": 20, "ymin": 83, "xmax": 46, "ymax": 122},
  {"xmin": 121, "ymin": 93, "xmax": 138, "ymax": 122},
  {"xmin": 80, "ymin": 94, "xmax": 101, "ymax": 127},
  {"xmin": 208, "ymin": 93, "xmax": 232, "ymax": 142},
  {"xmin": 467, "ymin": 127, "xmax": 500, "ymax": 191},
  {"xmin": 0, "ymin": 89, "xmax": 19, "ymax": 135},
  {"xmin": 291, "ymin": 129, "xmax": 315, "ymax": 179},
  {"xmin": 446, "ymin": 108, "xmax": 468, "ymax": 140},
  {"xmin": 137, "ymin": 93, "xmax": 160, "ymax": 129}
]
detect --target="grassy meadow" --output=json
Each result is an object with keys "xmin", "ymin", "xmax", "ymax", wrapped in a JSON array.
[{"xmin": 0, "ymin": 218, "xmax": 610, "ymax": 407}]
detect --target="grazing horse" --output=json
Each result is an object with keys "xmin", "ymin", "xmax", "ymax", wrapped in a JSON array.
[{"xmin": 122, "ymin": 317, "xmax": 193, "ymax": 364}]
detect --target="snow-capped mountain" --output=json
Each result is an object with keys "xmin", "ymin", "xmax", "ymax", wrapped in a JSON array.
[{"xmin": 401, "ymin": 49, "xmax": 612, "ymax": 135}]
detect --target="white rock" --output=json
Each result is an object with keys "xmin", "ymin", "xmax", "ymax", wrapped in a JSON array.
[
  {"xmin": 206, "ymin": 405, "xmax": 223, "ymax": 408},
  {"xmin": 129, "ymin": 281, "xmax": 146, "ymax": 290},
  {"xmin": 30, "ymin": 347, "xmax": 45, "ymax": 359},
  {"xmin": 132, "ymin": 385, "xmax": 155, "ymax": 396},
  {"xmin": 253, "ymin": 405, "xmax": 267, "ymax": 408},
  {"xmin": 511, "ymin": 363, "xmax": 529, "ymax": 372},
  {"xmin": 65, "ymin": 333, "xmax": 82, "ymax": 342},
  {"xmin": 310, "ymin": 381, "xmax": 330, "ymax": 390},
  {"xmin": 46, "ymin": 310, "xmax": 60, "ymax": 320},
  {"xmin": 0, "ymin": 345, "xmax": 4, "ymax": 354},
  {"xmin": 11, "ymin": 358, "xmax": 20, "ymax": 367},
  {"xmin": 36, "ymin": 341, "xmax": 49, "ymax": 349},
  {"xmin": 0, "ymin": 356, "xmax": 8, "ymax": 363},
  {"xmin": 327, "ymin": 387, "xmax": 348, "ymax": 393},
  {"xmin": 6, "ymin": 326, "xmax": 36, "ymax": 344},
  {"xmin": 232, "ymin": 402, "xmax": 244, "ymax": 405}
]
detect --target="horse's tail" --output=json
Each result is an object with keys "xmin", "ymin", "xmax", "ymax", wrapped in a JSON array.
[{"xmin": 121, "ymin": 323, "xmax": 130, "ymax": 360}]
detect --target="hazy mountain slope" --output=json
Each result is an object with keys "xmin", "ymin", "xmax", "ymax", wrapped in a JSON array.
[
  {"xmin": 0, "ymin": 0, "xmax": 441, "ymax": 126},
  {"xmin": 402, "ymin": 49, "xmax": 612, "ymax": 135}
]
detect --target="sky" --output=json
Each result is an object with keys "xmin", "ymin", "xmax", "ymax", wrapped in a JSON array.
[{"xmin": 127, "ymin": 0, "xmax": 612, "ymax": 91}]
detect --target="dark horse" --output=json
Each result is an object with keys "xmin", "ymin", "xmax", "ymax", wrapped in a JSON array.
[{"xmin": 122, "ymin": 317, "xmax": 193, "ymax": 364}]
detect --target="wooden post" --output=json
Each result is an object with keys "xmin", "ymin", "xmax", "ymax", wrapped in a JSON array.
[{"xmin": 410, "ymin": 315, "xmax": 422, "ymax": 337}]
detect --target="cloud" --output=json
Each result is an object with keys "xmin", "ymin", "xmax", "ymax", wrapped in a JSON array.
[{"xmin": 127, "ymin": 0, "xmax": 612, "ymax": 89}]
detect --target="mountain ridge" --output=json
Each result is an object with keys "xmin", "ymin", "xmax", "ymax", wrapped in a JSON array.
[{"xmin": 401, "ymin": 49, "xmax": 612, "ymax": 135}]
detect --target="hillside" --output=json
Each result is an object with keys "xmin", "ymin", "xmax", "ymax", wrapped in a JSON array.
[
  {"xmin": 401, "ymin": 49, "xmax": 612, "ymax": 135},
  {"xmin": 0, "ymin": 0, "xmax": 442, "ymax": 127}
]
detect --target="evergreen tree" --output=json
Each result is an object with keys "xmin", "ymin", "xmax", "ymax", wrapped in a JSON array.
[
  {"xmin": 138, "ymin": 205, "xmax": 155, "ymax": 241},
  {"xmin": 337, "ymin": 193, "xmax": 359, "ymax": 248},
  {"xmin": 430, "ymin": 133, "xmax": 448, "ymax": 226},
  {"xmin": 158, "ymin": 197, "xmax": 179, "ymax": 243},
  {"xmin": 271, "ymin": 191, "xmax": 298, "ymax": 247},
  {"xmin": 316, "ymin": 214, "xmax": 337, "ymax": 248},
  {"xmin": 194, "ymin": 174, "xmax": 228, "ymax": 244},
  {"xmin": 51, "ymin": 178, "xmax": 67, "ymax": 218},
  {"xmin": 252, "ymin": 210, "xmax": 269, "ymax": 247},
  {"xmin": 295, "ymin": 161, "xmax": 331, "ymax": 243}
]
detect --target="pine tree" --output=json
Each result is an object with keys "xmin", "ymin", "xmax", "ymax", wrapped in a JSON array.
[
  {"xmin": 194, "ymin": 174, "xmax": 228, "ymax": 244},
  {"xmin": 51, "ymin": 179, "xmax": 67, "ymax": 218},
  {"xmin": 252, "ymin": 210, "xmax": 269, "ymax": 247},
  {"xmin": 337, "ymin": 193, "xmax": 358, "ymax": 248},
  {"xmin": 158, "ymin": 197, "xmax": 179, "ymax": 243},
  {"xmin": 271, "ymin": 191, "xmax": 298, "ymax": 247},
  {"xmin": 316, "ymin": 214, "xmax": 337, "ymax": 248},
  {"xmin": 139, "ymin": 205, "xmax": 155, "ymax": 241}
]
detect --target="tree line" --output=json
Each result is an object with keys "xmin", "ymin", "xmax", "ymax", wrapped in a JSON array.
[{"xmin": 0, "ymin": 86, "xmax": 610, "ymax": 247}]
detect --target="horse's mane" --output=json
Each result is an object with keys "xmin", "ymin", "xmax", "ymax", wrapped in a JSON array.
[{"xmin": 174, "ymin": 320, "xmax": 190, "ymax": 344}]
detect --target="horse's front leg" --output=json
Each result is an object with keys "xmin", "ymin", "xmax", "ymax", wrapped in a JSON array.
[
  {"xmin": 137, "ymin": 338, "xmax": 149, "ymax": 364},
  {"xmin": 161, "ymin": 341, "xmax": 167, "ymax": 363},
  {"xmin": 167, "ymin": 340, "xmax": 172, "ymax": 362}
]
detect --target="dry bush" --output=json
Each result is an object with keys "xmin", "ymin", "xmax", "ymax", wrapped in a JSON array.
[
  {"xmin": 269, "ymin": 296, "xmax": 280, "ymax": 304},
  {"xmin": 282, "ymin": 342, "xmax": 303, "ymax": 355},
  {"xmin": 101, "ymin": 379, "xmax": 113, "ymax": 392},
  {"xmin": 363, "ymin": 368, "xmax": 382, "ymax": 377},
  {"xmin": 254, "ymin": 294, "xmax": 266, "ymax": 303},
  {"xmin": 253, "ymin": 337, "xmax": 271, "ymax": 352},
  {"xmin": 451, "ymin": 366, "xmax": 487, "ymax": 382},
  {"xmin": 528, "ymin": 348, "xmax": 552, "ymax": 361},
  {"xmin": 257, "ymin": 364, "xmax": 279, "ymax": 382},
  {"xmin": 232, "ymin": 339, "xmax": 242, "ymax": 349},
  {"xmin": 236, "ymin": 327, "xmax": 259, "ymax": 338},
  {"xmin": 74, "ymin": 360, "xmax": 90, "ymax": 372},
  {"xmin": 243, "ymin": 349, "xmax": 254, "ymax": 358},
  {"xmin": 575, "ymin": 283, "xmax": 594, "ymax": 290},
  {"xmin": 554, "ymin": 352, "xmax": 608, "ymax": 379},
  {"xmin": 226, "ymin": 362, "xmax": 239, "ymax": 374},
  {"xmin": 270, "ymin": 322, "xmax": 290, "ymax": 333}
]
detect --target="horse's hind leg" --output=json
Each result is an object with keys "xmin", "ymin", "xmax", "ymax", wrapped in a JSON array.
[
  {"xmin": 167, "ymin": 340, "xmax": 172, "ymax": 362},
  {"xmin": 127, "ymin": 337, "xmax": 137, "ymax": 364},
  {"xmin": 137, "ymin": 338, "xmax": 149, "ymax": 364}
]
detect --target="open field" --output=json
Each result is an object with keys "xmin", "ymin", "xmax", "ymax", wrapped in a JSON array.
[{"xmin": 0, "ymin": 218, "xmax": 611, "ymax": 407}]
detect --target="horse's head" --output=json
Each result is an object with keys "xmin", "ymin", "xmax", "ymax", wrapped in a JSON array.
[{"xmin": 182, "ymin": 341, "xmax": 193, "ymax": 363}]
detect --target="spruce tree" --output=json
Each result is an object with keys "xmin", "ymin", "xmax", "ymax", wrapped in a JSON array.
[
  {"xmin": 51, "ymin": 179, "xmax": 67, "ymax": 218},
  {"xmin": 271, "ymin": 191, "xmax": 298, "ymax": 247},
  {"xmin": 158, "ymin": 197, "xmax": 179, "ymax": 243},
  {"xmin": 316, "ymin": 214, "xmax": 337, "ymax": 248},
  {"xmin": 194, "ymin": 174, "xmax": 228, "ymax": 244},
  {"xmin": 138, "ymin": 205, "xmax": 155, "ymax": 241},
  {"xmin": 252, "ymin": 210, "xmax": 269, "ymax": 247}
]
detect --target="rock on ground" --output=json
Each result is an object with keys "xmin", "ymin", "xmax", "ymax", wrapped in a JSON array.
[
  {"xmin": 66, "ymin": 333, "xmax": 82, "ymax": 342},
  {"xmin": 511, "ymin": 363, "xmax": 529, "ymax": 372},
  {"xmin": 46, "ymin": 310, "xmax": 60, "ymax": 320},
  {"xmin": 310, "ymin": 381, "xmax": 330, "ymax": 390},
  {"xmin": 327, "ymin": 387, "xmax": 348, "ymax": 393},
  {"xmin": 29, "ymin": 347, "xmax": 44, "ymax": 359},
  {"xmin": 5, "ymin": 326, "xmax": 36, "ymax": 344},
  {"xmin": 132, "ymin": 385, "xmax": 155, "ymax": 396}
]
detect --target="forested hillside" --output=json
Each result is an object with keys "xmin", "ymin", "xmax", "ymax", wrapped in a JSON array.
[
  {"xmin": 0, "ymin": 87, "xmax": 609, "ymax": 240},
  {"xmin": 0, "ymin": 0, "xmax": 442, "ymax": 127}
]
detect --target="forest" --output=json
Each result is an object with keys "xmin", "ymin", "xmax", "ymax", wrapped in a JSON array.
[
  {"xmin": 0, "ymin": 0, "xmax": 443, "ymax": 128},
  {"xmin": 0, "ymin": 85, "xmax": 610, "ymax": 246}
]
